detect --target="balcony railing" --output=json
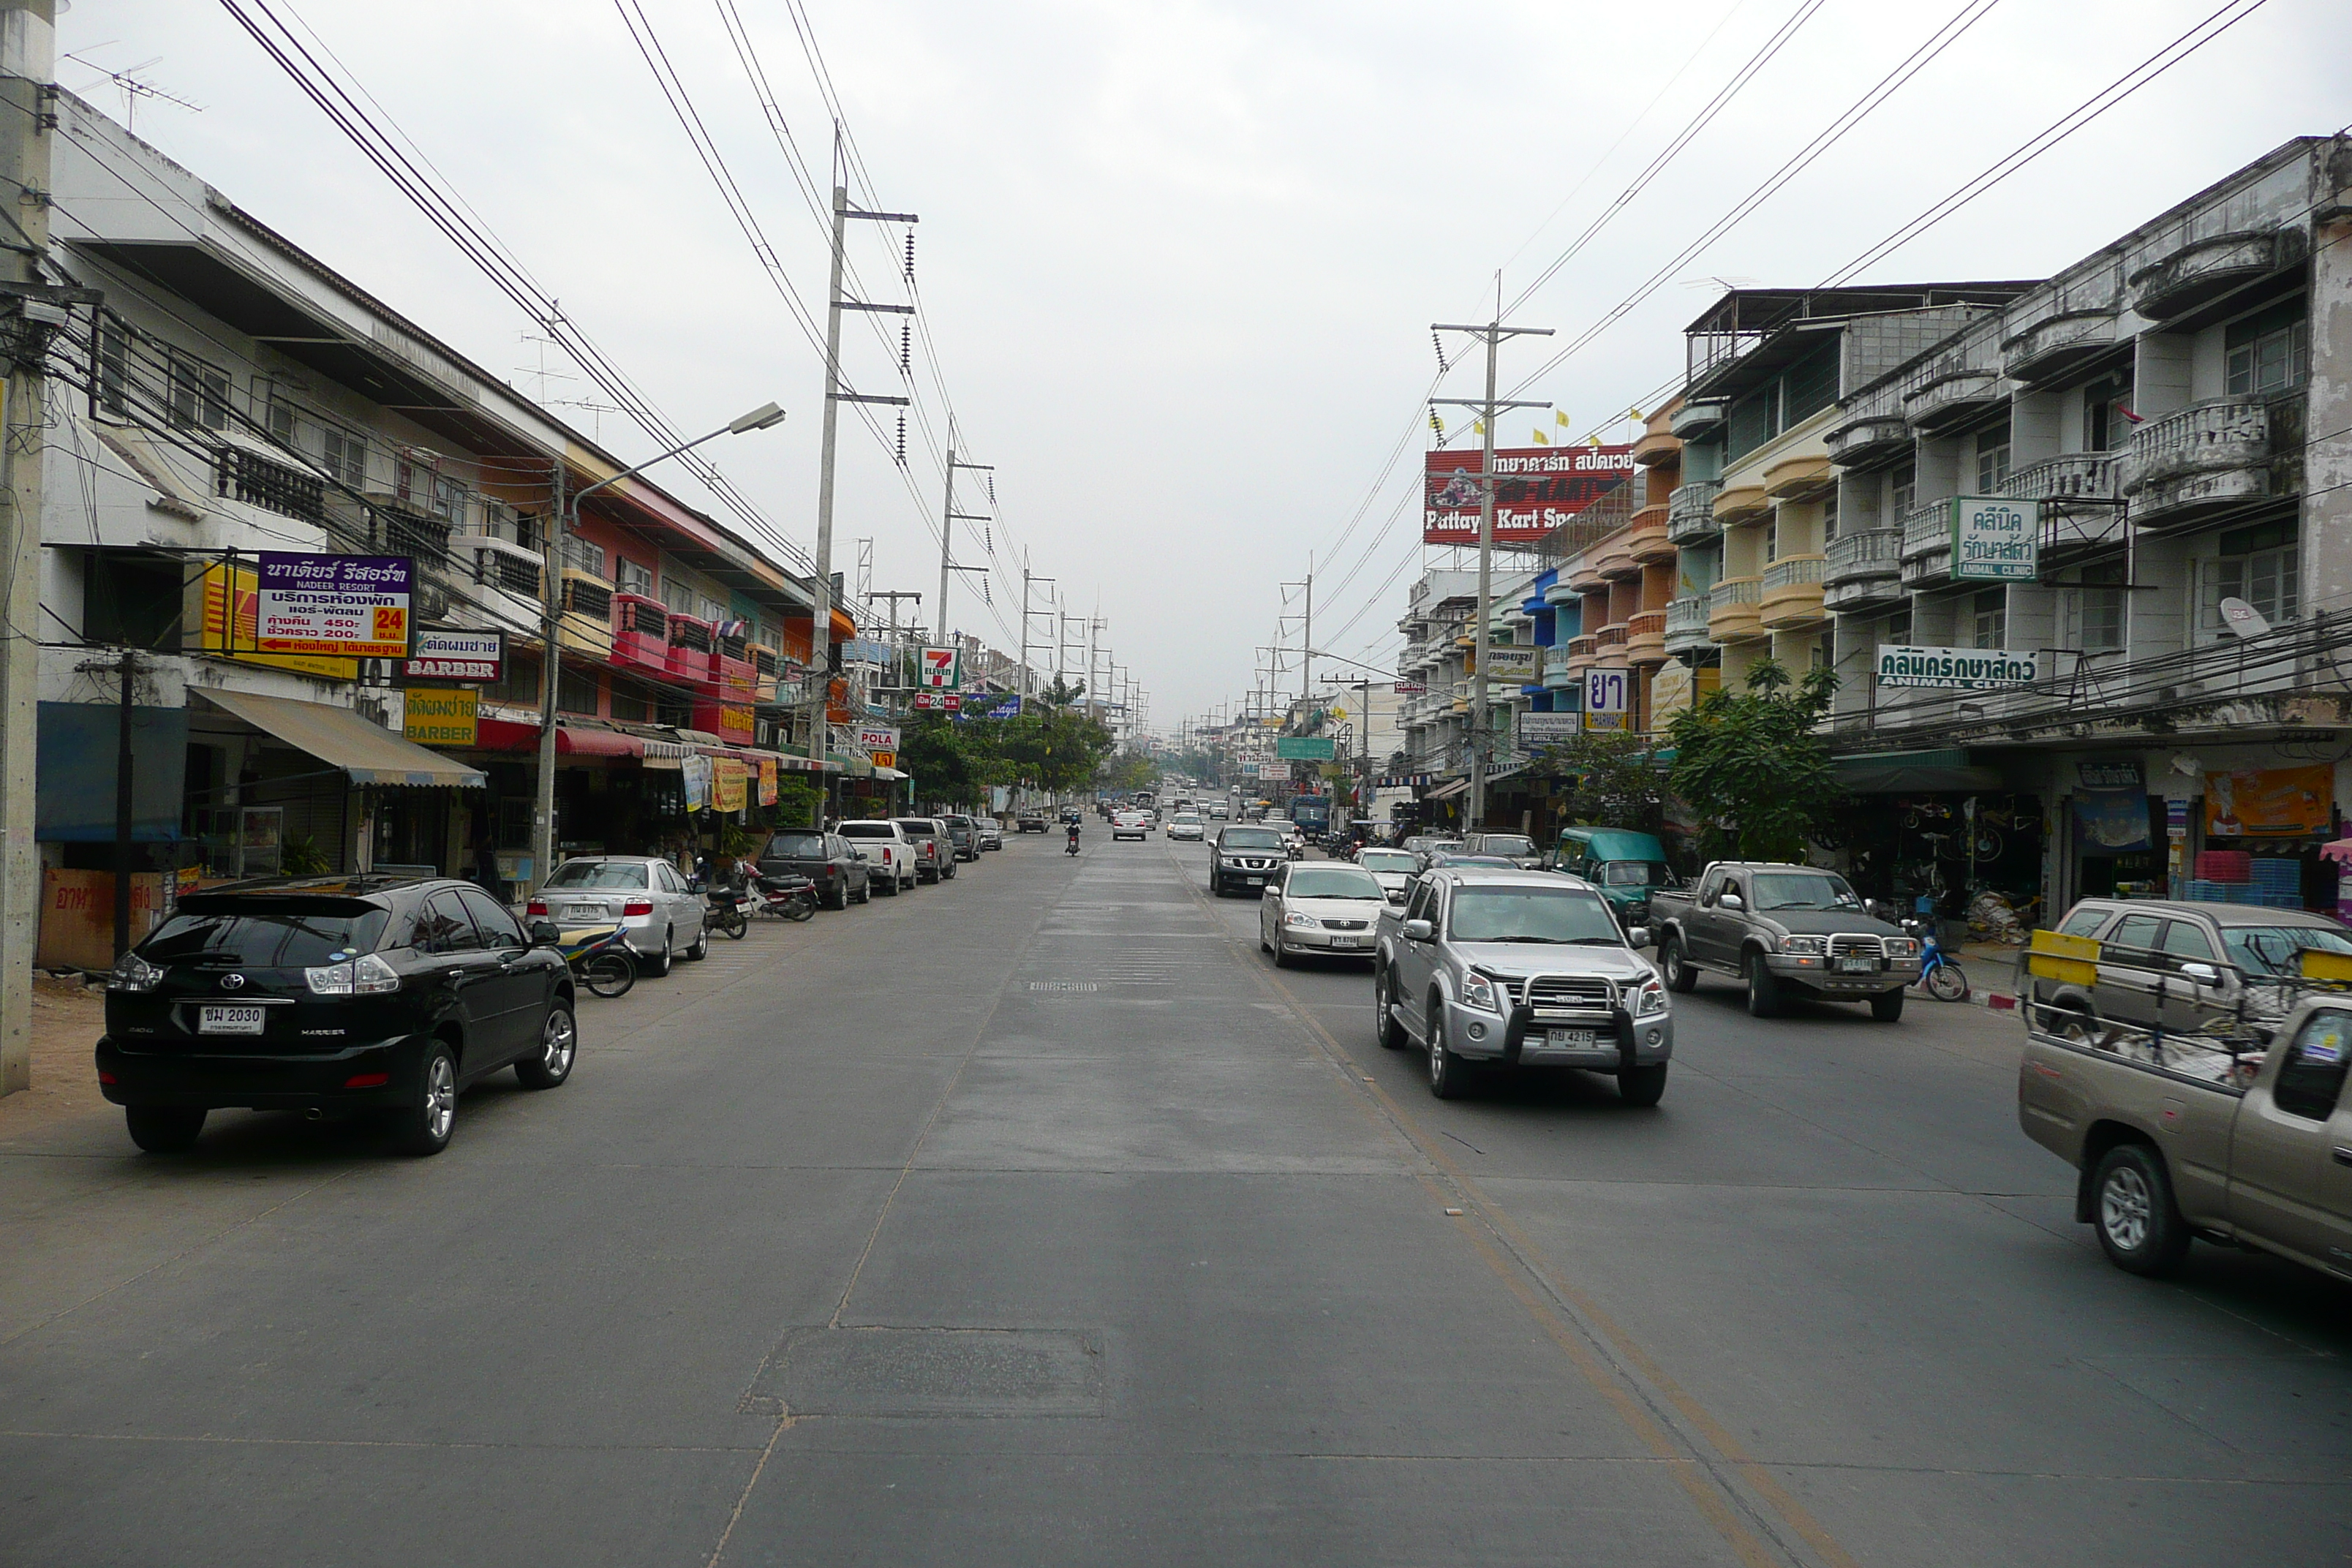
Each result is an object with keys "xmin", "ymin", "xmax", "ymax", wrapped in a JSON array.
[
  {"xmin": 1594, "ymin": 624, "xmax": 1629, "ymax": 649},
  {"xmin": 2003, "ymin": 452, "xmax": 2117, "ymax": 504},
  {"xmin": 1542, "ymin": 644, "xmax": 1579, "ymax": 676},
  {"xmin": 1666, "ymin": 479, "xmax": 1722, "ymax": 545},
  {"xmin": 1763, "ymin": 554, "xmax": 1825, "ymax": 590},
  {"xmin": 1824, "ymin": 528, "xmax": 1901, "ymax": 581},
  {"xmin": 1899, "ymin": 500, "xmax": 1950, "ymax": 561},
  {"xmin": 1709, "ymin": 576, "xmax": 1760, "ymax": 609},
  {"xmin": 1665, "ymin": 595, "xmax": 1710, "ymax": 636},
  {"xmin": 2123, "ymin": 398, "xmax": 2271, "ymax": 529}
]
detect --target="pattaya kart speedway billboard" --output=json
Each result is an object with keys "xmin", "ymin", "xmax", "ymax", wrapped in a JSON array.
[{"xmin": 1423, "ymin": 445, "xmax": 1636, "ymax": 546}]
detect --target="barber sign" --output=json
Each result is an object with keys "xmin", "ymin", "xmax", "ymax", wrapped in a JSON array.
[{"xmin": 402, "ymin": 629, "xmax": 503, "ymax": 684}]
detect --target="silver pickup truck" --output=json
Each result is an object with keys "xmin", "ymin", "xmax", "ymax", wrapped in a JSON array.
[
  {"xmin": 1372, "ymin": 866, "xmax": 1672, "ymax": 1104},
  {"xmin": 1651, "ymin": 861, "xmax": 1919, "ymax": 1020},
  {"xmin": 2020, "ymin": 992, "xmax": 2352, "ymax": 1278}
]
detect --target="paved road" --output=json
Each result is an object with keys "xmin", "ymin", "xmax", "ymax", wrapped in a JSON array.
[{"xmin": 3, "ymin": 834, "xmax": 2348, "ymax": 1565}]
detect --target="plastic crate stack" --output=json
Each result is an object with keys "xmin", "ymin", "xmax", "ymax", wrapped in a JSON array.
[
  {"xmin": 2188, "ymin": 850, "xmax": 2251, "ymax": 905},
  {"xmin": 2247, "ymin": 856, "xmax": 2304, "ymax": 910}
]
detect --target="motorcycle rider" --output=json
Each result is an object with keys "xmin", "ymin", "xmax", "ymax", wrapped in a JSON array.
[{"xmin": 1065, "ymin": 818, "xmax": 1082, "ymax": 855}]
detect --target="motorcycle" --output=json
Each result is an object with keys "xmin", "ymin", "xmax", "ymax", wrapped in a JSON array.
[
  {"xmin": 704, "ymin": 883, "xmax": 753, "ymax": 941},
  {"xmin": 554, "ymin": 923, "xmax": 638, "ymax": 998},
  {"xmin": 1065, "ymin": 832, "xmax": 1082, "ymax": 856},
  {"xmin": 745, "ymin": 868, "xmax": 819, "ymax": 921},
  {"xmin": 1902, "ymin": 916, "xmax": 1970, "ymax": 1002}
]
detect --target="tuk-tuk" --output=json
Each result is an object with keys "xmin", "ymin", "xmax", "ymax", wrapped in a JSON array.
[{"xmin": 1553, "ymin": 826, "xmax": 1673, "ymax": 926}]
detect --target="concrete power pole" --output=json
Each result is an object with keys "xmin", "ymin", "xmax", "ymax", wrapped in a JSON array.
[
  {"xmin": 807, "ymin": 163, "xmax": 916, "ymax": 812},
  {"xmin": 936, "ymin": 446, "xmax": 991, "ymax": 647},
  {"xmin": 1433, "ymin": 310, "xmax": 1551, "ymax": 831},
  {"xmin": 0, "ymin": 1, "xmax": 56, "ymax": 1097}
]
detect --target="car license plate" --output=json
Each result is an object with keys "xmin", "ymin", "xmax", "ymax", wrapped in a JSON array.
[
  {"xmin": 1246, "ymin": 877, "xmax": 1264, "ymax": 886},
  {"xmin": 1547, "ymin": 1029, "xmax": 1599, "ymax": 1048},
  {"xmin": 1332, "ymin": 935, "xmax": 1370, "ymax": 949},
  {"xmin": 1837, "ymin": 957, "xmax": 1876, "ymax": 973},
  {"xmin": 198, "ymin": 1005, "xmax": 268, "ymax": 1036}
]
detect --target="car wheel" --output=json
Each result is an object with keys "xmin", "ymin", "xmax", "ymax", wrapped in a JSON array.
[
  {"xmin": 646, "ymin": 927, "xmax": 674, "ymax": 978},
  {"xmin": 1744, "ymin": 953, "xmax": 1781, "ymax": 1018},
  {"xmin": 515, "ymin": 1005, "xmax": 577, "ymax": 1089},
  {"xmin": 1375, "ymin": 968, "xmax": 1408, "ymax": 1049},
  {"xmin": 1660, "ymin": 937, "xmax": 1698, "ymax": 993},
  {"xmin": 124, "ymin": 1104, "xmax": 206, "ymax": 1153},
  {"xmin": 1617, "ymin": 1062, "xmax": 1668, "ymax": 1107},
  {"xmin": 1210, "ymin": 875, "xmax": 1223, "ymax": 897},
  {"xmin": 825, "ymin": 880, "xmax": 848, "ymax": 911},
  {"xmin": 1869, "ymin": 987, "xmax": 1906, "ymax": 1022},
  {"xmin": 388, "ymin": 1042, "xmax": 458, "ymax": 1157},
  {"xmin": 1273, "ymin": 929, "xmax": 1295, "ymax": 968},
  {"xmin": 1259, "ymin": 916, "xmax": 1272, "ymax": 954},
  {"xmin": 685, "ymin": 921, "xmax": 709, "ymax": 961},
  {"xmin": 2092, "ymin": 1143, "xmax": 2191, "ymax": 1275},
  {"xmin": 856, "ymin": 878, "xmax": 872, "ymax": 904},
  {"xmin": 1426, "ymin": 998, "xmax": 1471, "ymax": 1100}
]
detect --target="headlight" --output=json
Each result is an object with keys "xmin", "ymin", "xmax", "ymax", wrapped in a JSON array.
[
  {"xmin": 305, "ymin": 953, "xmax": 402, "ymax": 996},
  {"xmin": 1882, "ymin": 938, "xmax": 1921, "ymax": 960},
  {"xmin": 108, "ymin": 951, "xmax": 164, "ymax": 992},
  {"xmin": 1459, "ymin": 972, "xmax": 1499, "ymax": 1012},
  {"xmin": 1777, "ymin": 935, "xmax": 1826, "ymax": 956},
  {"xmin": 1284, "ymin": 911, "xmax": 1317, "ymax": 929},
  {"xmin": 1633, "ymin": 979, "xmax": 1668, "ymax": 1017}
]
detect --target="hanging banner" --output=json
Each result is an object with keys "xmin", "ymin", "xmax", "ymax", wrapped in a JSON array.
[
  {"xmin": 2206, "ymin": 765, "xmax": 2332, "ymax": 838},
  {"xmin": 857, "ymin": 724, "xmax": 901, "ymax": 756},
  {"xmin": 255, "ymin": 553, "xmax": 412, "ymax": 657},
  {"xmin": 682, "ymin": 753, "xmax": 713, "ymax": 813},
  {"xmin": 1949, "ymin": 497, "xmax": 2039, "ymax": 583},
  {"xmin": 1424, "ymin": 446, "xmax": 1637, "ymax": 545},
  {"xmin": 402, "ymin": 629, "xmax": 503, "ymax": 683},
  {"xmin": 2073, "ymin": 758, "xmax": 2149, "ymax": 853},
  {"xmin": 712, "ymin": 757, "xmax": 748, "ymax": 813},
  {"xmin": 919, "ymin": 646, "xmax": 962, "ymax": 688},
  {"xmin": 757, "ymin": 756, "xmax": 779, "ymax": 807},
  {"xmin": 870, "ymin": 750, "xmax": 897, "ymax": 769},
  {"xmin": 401, "ymin": 687, "xmax": 478, "ymax": 747}
]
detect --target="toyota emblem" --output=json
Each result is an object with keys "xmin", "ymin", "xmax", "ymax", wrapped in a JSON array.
[{"xmin": 221, "ymin": 973, "xmax": 246, "ymax": 991}]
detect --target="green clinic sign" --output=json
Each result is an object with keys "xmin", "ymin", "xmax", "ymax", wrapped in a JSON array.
[{"xmin": 1950, "ymin": 496, "xmax": 2038, "ymax": 582}]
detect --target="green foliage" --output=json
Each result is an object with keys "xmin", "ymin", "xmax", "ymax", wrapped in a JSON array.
[
  {"xmin": 897, "ymin": 706, "xmax": 1116, "ymax": 802},
  {"xmin": 1039, "ymin": 674, "xmax": 1087, "ymax": 707},
  {"xmin": 282, "ymin": 834, "xmax": 331, "ymax": 876},
  {"xmin": 1665, "ymin": 660, "xmax": 1843, "ymax": 862},
  {"xmin": 1097, "ymin": 748, "xmax": 1156, "ymax": 794},
  {"xmin": 1538, "ymin": 727, "xmax": 1666, "ymax": 833}
]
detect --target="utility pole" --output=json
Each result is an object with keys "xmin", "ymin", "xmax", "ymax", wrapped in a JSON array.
[
  {"xmin": 936, "ymin": 446, "xmax": 992, "ymax": 646},
  {"xmin": 807, "ymin": 160, "xmax": 916, "ymax": 811},
  {"xmin": 2, "ymin": 3, "xmax": 58, "ymax": 1097},
  {"xmin": 869, "ymin": 590, "xmax": 921, "ymax": 703},
  {"xmin": 1433, "ymin": 309, "xmax": 1552, "ymax": 831},
  {"xmin": 1017, "ymin": 570, "xmax": 1055, "ymax": 698},
  {"xmin": 532, "ymin": 455, "xmax": 564, "ymax": 892}
]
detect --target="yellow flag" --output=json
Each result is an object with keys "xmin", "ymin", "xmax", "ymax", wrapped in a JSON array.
[
  {"xmin": 1588, "ymin": 434, "xmax": 1604, "ymax": 449},
  {"xmin": 1531, "ymin": 428, "xmax": 1549, "ymax": 445},
  {"xmin": 1628, "ymin": 405, "xmax": 1643, "ymax": 423},
  {"xmin": 1472, "ymin": 419, "xmax": 1485, "ymax": 436},
  {"xmin": 1554, "ymin": 410, "xmax": 1572, "ymax": 428}
]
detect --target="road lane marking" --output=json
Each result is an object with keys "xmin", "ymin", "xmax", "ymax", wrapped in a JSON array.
[{"xmin": 1164, "ymin": 840, "xmax": 1856, "ymax": 1568}]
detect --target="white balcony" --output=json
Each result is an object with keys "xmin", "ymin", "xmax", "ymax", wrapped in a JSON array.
[
  {"xmin": 1663, "ymin": 594, "xmax": 1712, "ymax": 655},
  {"xmin": 2122, "ymin": 397, "xmax": 2272, "ymax": 530},
  {"xmin": 1666, "ymin": 479, "xmax": 1722, "ymax": 546},
  {"xmin": 1821, "ymin": 529, "xmax": 1903, "ymax": 614}
]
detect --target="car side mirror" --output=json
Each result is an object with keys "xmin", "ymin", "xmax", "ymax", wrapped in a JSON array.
[
  {"xmin": 1627, "ymin": 927, "xmax": 1652, "ymax": 950},
  {"xmin": 1402, "ymin": 919, "xmax": 1435, "ymax": 942},
  {"xmin": 2181, "ymin": 961, "xmax": 2220, "ymax": 984},
  {"xmin": 1719, "ymin": 893, "xmax": 1744, "ymax": 911},
  {"xmin": 529, "ymin": 919, "xmax": 562, "ymax": 947}
]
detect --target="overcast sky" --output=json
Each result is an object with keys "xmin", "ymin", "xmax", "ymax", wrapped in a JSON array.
[{"xmin": 59, "ymin": 0, "xmax": 2352, "ymax": 731}]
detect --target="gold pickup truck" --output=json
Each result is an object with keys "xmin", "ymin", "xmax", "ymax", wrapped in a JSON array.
[{"xmin": 2018, "ymin": 930, "xmax": 2352, "ymax": 1278}]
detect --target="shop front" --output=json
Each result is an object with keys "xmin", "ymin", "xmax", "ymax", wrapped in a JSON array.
[{"xmin": 1827, "ymin": 748, "xmax": 2044, "ymax": 928}]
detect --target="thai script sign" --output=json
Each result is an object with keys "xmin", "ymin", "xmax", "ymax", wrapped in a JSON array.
[
  {"xmin": 1423, "ymin": 446, "xmax": 1637, "ymax": 546},
  {"xmin": 1275, "ymin": 736, "xmax": 1335, "ymax": 761},
  {"xmin": 1480, "ymin": 645, "xmax": 1541, "ymax": 681},
  {"xmin": 401, "ymin": 687, "xmax": 478, "ymax": 747},
  {"xmin": 1518, "ymin": 712, "xmax": 1580, "ymax": 747},
  {"xmin": 1874, "ymin": 644, "xmax": 2040, "ymax": 689},
  {"xmin": 1949, "ymin": 497, "xmax": 2038, "ymax": 583},
  {"xmin": 1584, "ymin": 668, "xmax": 1630, "ymax": 730},
  {"xmin": 402, "ymin": 629, "xmax": 502, "ymax": 683},
  {"xmin": 256, "ymin": 553, "xmax": 412, "ymax": 657},
  {"xmin": 187, "ymin": 561, "xmax": 358, "ymax": 680}
]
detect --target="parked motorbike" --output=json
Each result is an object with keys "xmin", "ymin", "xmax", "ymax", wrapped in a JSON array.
[
  {"xmin": 745, "ymin": 869, "xmax": 819, "ymax": 921},
  {"xmin": 555, "ymin": 923, "xmax": 638, "ymax": 998},
  {"xmin": 1902, "ymin": 916, "xmax": 1970, "ymax": 1002},
  {"xmin": 705, "ymin": 885, "xmax": 753, "ymax": 941}
]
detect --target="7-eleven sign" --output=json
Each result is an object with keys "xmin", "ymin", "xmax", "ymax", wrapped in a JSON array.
[{"xmin": 919, "ymin": 646, "xmax": 962, "ymax": 689}]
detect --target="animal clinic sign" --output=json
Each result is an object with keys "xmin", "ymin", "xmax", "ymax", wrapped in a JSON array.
[
  {"xmin": 1949, "ymin": 497, "xmax": 2038, "ymax": 583},
  {"xmin": 255, "ymin": 553, "xmax": 412, "ymax": 658}
]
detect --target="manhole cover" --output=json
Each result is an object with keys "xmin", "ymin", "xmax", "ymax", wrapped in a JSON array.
[
  {"xmin": 747, "ymin": 1327, "xmax": 1102, "ymax": 1418},
  {"xmin": 1028, "ymin": 981, "xmax": 1100, "ymax": 992}
]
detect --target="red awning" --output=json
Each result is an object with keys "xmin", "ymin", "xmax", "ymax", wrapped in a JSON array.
[{"xmin": 465, "ymin": 718, "xmax": 644, "ymax": 758}]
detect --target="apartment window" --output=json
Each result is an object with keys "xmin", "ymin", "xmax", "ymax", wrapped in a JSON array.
[
  {"xmin": 557, "ymin": 666, "xmax": 600, "ymax": 717},
  {"xmin": 699, "ymin": 597, "xmax": 728, "ymax": 626},
  {"xmin": 2225, "ymin": 298, "xmax": 2308, "ymax": 398},
  {"xmin": 2084, "ymin": 374, "xmax": 2134, "ymax": 453},
  {"xmin": 492, "ymin": 655, "xmax": 540, "ymax": 706},
  {"xmin": 2199, "ymin": 519, "xmax": 2298, "ymax": 638},
  {"xmin": 614, "ymin": 557, "xmax": 654, "ymax": 598},
  {"xmin": 1820, "ymin": 489, "xmax": 1838, "ymax": 543},
  {"xmin": 1782, "ymin": 344, "xmax": 1839, "ymax": 426},
  {"xmin": 1726, "ymin": 387, "xmax": 1776, "ymax": 461},
  {"xmin": 395, "ymin": 457, "xmax": 426, "ymax": 508},
  {"xmin": 1971, "ymin": 589, "xmax": 2006, "ymax": 650},
  {"xmin": 165, "ymin": 347, "xmax": 230, "ymax": 431},
  {"xmin": 94, "ymin": 316, "xmax": 130, "ymax": 417},
  {"xmin": 660, "ymin": 577, "xmax": 696, "ymax": 616},
  {"xmin": 1974, "ymin": 421, "xmax": 2011, "ymax": 493},
  {"xmin": 263, "ymin": 389, "xmax": 298, "ymax": 445},
  {"xmin": 559, "ymin": 533, "xmax": 607, "ymax": 578},
  {"xmin": 431, "ymin": 473, "xmax": 467, "ymax": 524},
  {"xmin": 1763, "ymin": 517, "xmax": 1778, "ymax": 565},
  {"xmin": 2070, "ymin": 559, "xmax": 2125, "ymax": 652},
  {"xmin": 1890, "ymin": 463, "xmax": 1915, "ymax": 517},
  {"xmin": 322, "ymin": 428, "xmax": 366, "ymax": 488},
  {"xmin": 608, "ymin": 679, "xmax": 652, "ymax": 723},
  {"xmin": 1885, "ymin": 608, "xmax": 1912, "ymax": 645}
]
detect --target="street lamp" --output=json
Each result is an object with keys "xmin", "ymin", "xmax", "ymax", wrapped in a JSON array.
[{"xmin": 531, "ymin": 402, "xmax": 786, "ymax": 892}]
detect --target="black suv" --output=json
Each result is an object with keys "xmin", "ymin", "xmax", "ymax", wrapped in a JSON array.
[
  {"xmin": 758, "ymin": 827, "xmax": 871, "ymax": 910},
  {"xmin": 96, "ymin": 876, "xmax": 576, "ymax": 1158}
]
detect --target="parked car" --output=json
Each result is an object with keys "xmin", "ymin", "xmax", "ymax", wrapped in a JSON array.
[
  {"xmin": 1463, "ymin": 832, "xmax": 1543, "ymax": 870},
  {"xmin": 941, "ymin": 814, "xmax": 982, "ymax": 862},
  {"xmin": 2024, "ymin": 897, "xmax": 2352, "ymax": 1041},
  {"xmin": 96, "ymin": 875, "xmax": 576, "ymax": 1156},
  {"xmin": 1354, "ymin": 848, "xmax": 1420, "ymax": 902},
  {"xmin": 530, "ymin": 855, "xmax": 708, "ymax": 976},
  {"xmin": 756, "ymin": 827, "xmax": 870, "ymax": 910},
  {"xmin": 1016, "ymin": 811, "xmax": 1049, "ymax": 834},
  {"xmin": 976, "ymin": 818, "xmax": 1004, "ymax": 851},
  {"xmin": 2019, "ymin": 989, "xmax": 2352, "ymax": 1277},
  {"xmin": 1553, "ymin": 826, "xmax": 1675, "ymax": 930},
  {"xmin": 1650, "ymin": 862, "xmax": 1919, "ymax": 1020},
  {"xmin": 1112, "ymin": 809, "xmax": 1153, "ymax": 842},
  {"xmin": 1373, "ymin": 866, "xmax": 1671, "ymax": 1104},
  {"xmin": 1208, "ymin": 823, "xmax": 1289, "ymax": 896},
  {"xmin": 1166, "ymin": 812, "xmax": 1205, "ymax": 842},
  {"xmin": 838, "ymin": 820, "xmax": 919, "ymax": 892},
  {"xmin": 893, "ymin": 818, "xmax": 957, "ymax": 883},
  {"xmin": 1259, "ymin": 861, "xmax": 1388, "ymax": 966}
]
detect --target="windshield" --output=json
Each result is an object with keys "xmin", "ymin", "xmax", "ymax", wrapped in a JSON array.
[
  {"xmin": 1222, "ymin": 828, "xmax": 1284, "ymax": 850},
  {"xmin": 1749, "ymin": 872, "xmax": 1861, "ymax": 911},
  {"xmin": 894, "ymin": 821, "xmax": 937, "ymax": 834},
  {"xmin": 545, "ymin": 862, "xmax": 649, "ymax": 889},
  {"xmin": 1479, "ymin": 835, "xmax": 1536, "ymax": 856},
  {"xmin": 1448, "ymin": 887, "xmax": 1624, "ymax": 946},
  {"xmin": 1359, "ymin": 851, "xmax": 1418, "ymax": 873},
  {"xmin": 144, "ymin": 906, "xmax": 391, "ymax": 966},
  {"xmin": 1286, "ymin": 867, "xmax": 1385, "ymax": 900},
  {"xmin": 766, "ymin": 832, "xmax": 825, "ymax": 858},
  {"xmin": 2224, "ymin": 924, "xmax": 2352, "ymax": 976},
  {"xmin": 1600, "ymin": 861, "xmax": 1665, "ymax": 886}
]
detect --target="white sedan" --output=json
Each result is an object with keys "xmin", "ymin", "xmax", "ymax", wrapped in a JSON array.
[
  {"xmin": 1166, "ymin": 813, "xmax": 1205, "ymax": 841},
  {"xmin": 1112, "ymin": 810, "xmax": 1153, "ymax": 841},
  {"xmin": 1259, "ymin": 861, "xmax": 1389, "ymax": 965}
]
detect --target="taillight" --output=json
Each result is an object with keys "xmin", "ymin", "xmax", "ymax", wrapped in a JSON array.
[
  {"xmin": 527, "ymin": 899, "xmax": 549, "ymax": 916},
  {"xmin": 344, "ymin": 1071, "xmax": 391, "ymax": 1089},
  {"xmin": 622, "ymin": 900, "xmax": 654, "ymax": 917},
  {"xmin": 97, "ymin": 1070, "xmax": 117, "ymax": 1085}
]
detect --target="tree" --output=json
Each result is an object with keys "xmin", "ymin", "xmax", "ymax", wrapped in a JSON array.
[
  {"xmin": 899, "ymin": 713, "xmax": 993, "ymax": 804},
  {"xmin": 1665, "ymin": 660, "xmax": 1843, "ymax": 862},
  {"xmin": 1537, "ymin": 727, "xmax": 1666, "ymax": 833},
  {"xmin": 1039, "ymin": 674, "xmax": 1086, "ymax": 708},
  {"xmin": 1097, "ymin": 748, "xmax": 1156, "ymax": 795}
]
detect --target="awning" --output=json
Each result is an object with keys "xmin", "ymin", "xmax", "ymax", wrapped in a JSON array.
[
  {"xmin": 870, "ymin": 766, "xmax": 908, "ymax": 782},
  {"xmin": 1833, "ymin": 747, "xmax": 2004, "ymax": 794},
  {"xmin": 463, "ymin": 718, "xmax": 645, "ymax": 758},
  {"xmin": 197, "ymin": 689, "xmax": 485, "ymax": 788},
  {"xmin": 1425, "ymin": 777, "xmax": 1469, "ymax": 802}
]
